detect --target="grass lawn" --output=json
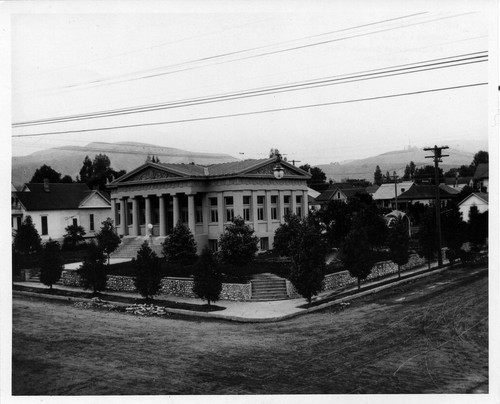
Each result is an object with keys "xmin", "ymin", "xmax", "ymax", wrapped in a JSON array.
[{"xmin": 12, "ymin": 265, "xmax": 488, "ymax": 395}]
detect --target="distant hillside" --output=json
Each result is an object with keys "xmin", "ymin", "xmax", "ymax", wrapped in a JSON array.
[
  {"xmin": 316, "ymin": 146, "xmax": 476, "ymax": 183},
  {"xmin": 11, "ymin": 142, "xmax": 238, "ymax": 187}
]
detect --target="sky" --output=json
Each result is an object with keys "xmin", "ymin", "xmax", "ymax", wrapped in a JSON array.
[{"xmin": 6, "ymin": 0, "xmax": 497, "ymax": 165}]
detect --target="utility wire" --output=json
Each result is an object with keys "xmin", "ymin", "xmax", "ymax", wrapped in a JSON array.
[
  {"xmin": 13, "ymin": 52, "xmax": 487, "ymax": 127},
  {"xmin": 22, "ymin": 12, "xmax": 468, "ymax": 96},
  {"xmin": 12, "ymin": 82, "xmax": 487, "ymax": 138}
]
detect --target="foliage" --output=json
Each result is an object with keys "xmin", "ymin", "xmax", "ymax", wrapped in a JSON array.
[
  {"xmin": 13, "ymin": 215, "xmax": 41, "ymax": 255},
  {"xmin": 273, "ymin": 213, "xmax": 302, "ymax": 257},
  {"xmin": 78, "ymin": 154, "xmax": 126, "ymax": 191},
  {"xmin": 288, "ymin": 215, "xmax": 327, "ymax": 304},
  {"xmin": 39, "ymin": 239, "xmax": 64, "ymax": 289},
  {"xmin": 441, "ymin": 200, "xmax": 466, "ymax": 262},
  {"xmin": 77, "ymin": 241, "xmax": 107, "ymax": 293},
  {"xmin": 63, "ymin": 224, "xmax": 86, "ymax": 249},
  {"xmin": 387, "ymin": 215, "xmax": 410, "ymax": 277},
  {"xmin": 218, "ymin": 216, "xmax": 259, "ymax": 267},
  {"xmin": 471, "ymin": 150, "xmax": 488, "ymax": 168},
  {"xmin": 413, "ymin": 165, "xmax": 444, "ymax": 185},
  {"xmin": 61, "ymin": 175, "xmax": 73, "ymax": 183},
  {"xmin": 339, "ymin": 223, "xmax": 376, "ymax": 290},
  {"xmin": 403, "ymin": 161, "xmax": 416, "ymax": 181},
  {"xmin": 192, "ymin": 247, "xmax": 222, "ymax": 306},
  {"xmin": 319, "ymin": 200, "xmax": 353, "ymax": 248},
  {"xmin": 79, "ymin": 156, "xmax": 94, "ymax": 184},
  {"xmin": 467, "ymin": 206, "xmax": 488, "ymax": 249},
  {"xmin": 29, "ymin": 164, "xmax": 62, "ymax": 183},
  {"xmin": 96, "ymin": 218, "xmax": 121, "ymax": 264},
  {"xmin": 458, "ymin": 185, "xmax": 474, "ymax": 201},
  {"xmin": 417, "ymin": 207, "xmax": 437, "ymax": 269},
  {"xmin": 162, "ymin": 222, "xmax": 198, "ymax": 267},
  {"xmin": 133, "ymin": 241, "xmax": 163, "ymax": 300},
  {"xmin": 353, "ymin": 206, "xmax": 388, "ymax": 249},
  {"xmin": 374, "ymin": 165, "xmax": 383, "ymax": 186}
]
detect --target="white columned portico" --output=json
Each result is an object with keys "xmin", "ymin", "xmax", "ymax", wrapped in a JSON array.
[
  {"xmin": 119, "ymin": 198, "xmax": 127, "ymax": 235},
  {"xmin": 302, "ymin": 190, "xmax": 308, "ymax": 217},
  {"xmin": 110, "ymin": 198, "xmax": 117, "ymax": 226},
  {"xmin": 131, "ymin": 197, "xmax": 139, "ymax": 236},
  {"xmin": 144, "ymin": 195, "xmax": 152, "ymax": 233},
  {"xmin": 158, "ymin": 195, "xmax": 166, "ymax": 236},
  {"xmin": 291, "ymin": 190, "xmax": 297, "ymax": 215}
]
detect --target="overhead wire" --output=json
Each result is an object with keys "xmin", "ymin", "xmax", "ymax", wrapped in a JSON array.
[
  {"xmin": 12, "ymin": 82, "xmax": 487, "ymax": 138},
  {"xmin": 12, "ymin": 51, "xmax": 488, "ymax": 127}
]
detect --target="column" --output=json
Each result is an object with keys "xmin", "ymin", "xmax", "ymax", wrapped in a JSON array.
[
  {"xmin": 291, "ymin": 190, "xmax": 297, "ymax": 215},
  {"xmin": 251, "ymin": 191, "xmax": 258, "ymax": 229},
  {"xmin": 278, "ymin": 190, "xmax": 285, "ymax": 222},
  {"xmin": 131, "ymin": 196, "xmax": 139, "ymax": 236},
  {"xmin": 302, "ymin": 190, "xmax": 309, "ymax": 217},
  {"xmin": 158, "ymin": 195, "xmax": 166, "ymax": 236},
  {"xmin": 202, "ymin": 195, "xmax": 209, "ymax": 234},
  {"xmin": 187, "ymin": 194, "xmax": 196, "ymax": 235},
  {"xmin": 217, "ymin": 193, "xmax": 224, "ymax": 233},
  {"xmin": 265, "ymin": 190, "xmax": 272, "ymax": 229},
  {"xmin": 233, "ymin": 191, "xmax": 244, "ymax": 218},
  {"xmin": 144, "ymin": 196, "xmax": 152, "ymax": 234},
  {"xmin": 120, "ymin": 198, "xmax": 127, "ymax": 235},
  {"xmin": 172, "ymin": 194, "xmax": 179, "ymax": 226},
  {"xmin": 111, "ymin": 198, "xmax": 117, "ymax": 226}
]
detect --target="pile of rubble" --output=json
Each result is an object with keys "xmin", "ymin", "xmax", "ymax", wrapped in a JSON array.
[
  {"xmin": 125, "ymin": 304, "xmax": 170, "ymax": 317},
  {"xmin": 74, "ymin": 297, "xmax": 119, "ymax": 311}
]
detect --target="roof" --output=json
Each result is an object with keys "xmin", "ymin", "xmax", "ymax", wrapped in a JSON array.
[
  {"xmin": 444, "ymin": 176, "xmax": 473, "ymax": 186},
  {"xmin": 372, "ymin": 182, "xmax": 414, "ymax": 200},
  {"xmin": 397, "ymin": 184, "xmax": 458, "ymax": 200},
  {"xmin": 315, "ymin": 187, "xmax": 366, "ymax": 203},
  {"xmin": 458, "ymin": 192, "xmax": 489, "ymax": 206},
  {"xmin": 365, "ymin": 185, "xmax": 380, "ymax": 194},
  {"xmin": 14, "ymin": 183, "xmax": 108, "ymax": 211},
  {"xmin": 473, "ymin": 163, "xmax": 488, "ymax": 180}
]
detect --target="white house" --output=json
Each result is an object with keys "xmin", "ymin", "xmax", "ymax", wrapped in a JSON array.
[
  {"xmin": 458, "ymin": 192, "xmax": 488, "ymax": 222},
  {"xmin": 372, "ymin": 181, "xmax": 414, "ymax": 209},
  {"xmin": 12, "ymin": 181, "xmax": 112, "ymax": 241}
]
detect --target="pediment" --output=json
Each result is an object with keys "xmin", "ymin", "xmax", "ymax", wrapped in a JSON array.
[
  {"xmin": 246, "ymin": 162, "xmax": 308, "ymax": 177},
  {"xmin": 125, "ymin": 167, "xmax": 180, "ymax": 182}
]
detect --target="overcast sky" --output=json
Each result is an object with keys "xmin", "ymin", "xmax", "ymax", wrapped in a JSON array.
[{"xmin": 7, "ymin": 0, "xmax": 496, "ymax": 165}]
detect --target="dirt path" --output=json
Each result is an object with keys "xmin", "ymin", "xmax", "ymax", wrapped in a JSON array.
[{"xmin": 12, "ymin": 265, "xmax": 488, "ymax": 395}]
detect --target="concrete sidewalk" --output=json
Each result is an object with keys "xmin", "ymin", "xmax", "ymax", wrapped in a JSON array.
[{"xmin": 13, "ymin": 260, "xmax": 454, "ymax": 322}]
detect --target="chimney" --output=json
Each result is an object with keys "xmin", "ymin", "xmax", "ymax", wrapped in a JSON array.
[{"xmin": 43, "ymin": 178, "xmax": 50, "ymax": 192}]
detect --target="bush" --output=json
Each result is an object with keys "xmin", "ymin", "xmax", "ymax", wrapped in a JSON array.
[
  {"xmin": 63, "ymin": 224, "xmax": 86, "ymax": 249},
  {"xmin": 96, "ymin": 218, "xmax": 121, "ymax": 264},
  {"xmin": 77, "ymin": 242, "xmax": 107, "ymax": 294},
  {"xmin": 218, "ymin": 216, "xmax": 259, "ymax": 268},
  {"xmin": 39, "ymin": 239, "xmax": 64, "ymax": 289},
  {"xmin": 133, "ymin": 241, "xmax": 162, "ymax": 300},
  {"xmin": 192, "ymin": 248, "xmax": 222, "ymax": 306},
  {"xmin": 162, "ymin": 222, "xmax": 198, "ymax": 267},
  {"xmin": 13, "ymin": 216, "xmax": 41, "ymax": 255}
]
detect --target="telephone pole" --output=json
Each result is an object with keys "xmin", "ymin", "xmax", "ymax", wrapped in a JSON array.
[{"xmin": 424, "ymin": 145, "xmax": 449, "ymax": 267}]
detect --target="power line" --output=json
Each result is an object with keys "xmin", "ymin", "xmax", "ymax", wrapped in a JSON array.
[
  {"xmin": 13, "ymin": 52, "xmax": 487, "ymax": 127},
  {"xmin": 12, "ymin": 82, "xmax": 487, "ymax": 138},
  {"xmin": 21, "ymin": 12, "xmax": 470, "ymax": 96}
]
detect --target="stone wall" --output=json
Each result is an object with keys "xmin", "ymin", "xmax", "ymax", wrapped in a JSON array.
[{"xmin": 60, "ymin": 271, "xmax": 251, "ymax": 301}]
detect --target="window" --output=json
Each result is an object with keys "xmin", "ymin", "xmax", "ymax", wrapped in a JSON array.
[
  {"xmin": 41, "ymin": 216, "xmax": 48, "ymax": 235},
  {"xmin": 209, "ymin": 197, "xmax": 218, "ymax": 223},
  {"xmin": 337, "ymin": 192, "xmax": 341, "ymax": 199},
  {"xmin": 295, "ymin": 195, "xmax": 303, "ymax": 217},
  {"xmin": 257, "ymin": 195, "xmax": 265, "ymax": 221},
  {"xmin": 89, "ymin": 214, "xmax": 95, "ymax": 231},
  {"xmin": 72, "ymin": 218, "xmax": 78, "ymax": 226},
  {"xmin": 243, "ymin": 195, "xmax": 251, "ymax": 221},
  {"xmin": 260, "ymin": 237, "xmax": 269, "ymax": 251},
  {"xmin": 209, "ymin": 239, "xmax": 218, "ymax": 252},
  {"xmin": 283, "ymin": 195, "xmax": 291, "ymax": 216},
  {"xmin": 271, "ymin": 195, "xmax": 278, "ymax": 220},
  {"xmin": 224, "ymin": 196, "xmax": 234, "ymax": 222}
]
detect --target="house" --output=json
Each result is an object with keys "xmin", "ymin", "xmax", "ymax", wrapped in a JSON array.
[
  {"xmin": 12, "ymin": 181, "xmax": 112, "ymax": 241},
  {"xmin": 107, "ymin": 156, "xmax": 310, "ymax": 253},
  {"xmin": 307, "ymin": 187, "xmax": 322, "ymax": 211},
  {"xmin": 395, "ymin": 184, "xmax": 459, "ymax": 209},
  {"xmin": 473, "ymin": 163, "xmax": 488, "ymax": 192},
  {"xmin": 372, "ymin": 181, "xmax": 414, "ymax": 209},
  {"xmin": 458, "ymin": 192, "xmax": 488, "ymax": 222},
  {"xmin": 314, "ymin": 183, "xmax": 367, "ymax": 206},
  {"xmin": 444, "ymin": 176, "xmax": 473, "ymax": 190}
]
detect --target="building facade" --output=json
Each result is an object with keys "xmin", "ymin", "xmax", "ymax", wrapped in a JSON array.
[{"xmin": 108, "ymin": 157, "xmax": 311, "ymax": 252}]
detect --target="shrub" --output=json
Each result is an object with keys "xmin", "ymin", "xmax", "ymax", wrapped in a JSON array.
[
  {"xmin": 63, "ymin": 224, "xmax": 86, "ymax": 249},
  {"xmin": 13, "ymin": 216, "xmax": 41, "ymax": 255},
  {"xmin": 96, "ymin": 218, "xmax": 121, "ymax": 264},
  {"xmin": 39, "ymin": 239, "xmax": 64, "ymax": 289},
  {"xmin": 193, "ymin": 248, "xmax": 222, "ymax": 306},
  {"xmin": 77, "ymin": 241, "xmax": 107, "ymax": 294},
  {"xmin": 133, "ymin": 241, "xmax": 162, "ymax": 301},
  {"xmin": 218, "ymin": 216, "xmax": 259, "ymax": 268},
  {"xmin": 162, "ymin": 222, "xmax": 198, "ymax": 267}
]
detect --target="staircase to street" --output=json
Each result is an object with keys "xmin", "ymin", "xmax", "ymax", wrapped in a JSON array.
[
  {"xmin": 111, "ymin": 237, "xmax": 152, "ymax": 259},
  {"xmin": 250, "ymin": 273, "xmax": 288, "ymax": 301}
]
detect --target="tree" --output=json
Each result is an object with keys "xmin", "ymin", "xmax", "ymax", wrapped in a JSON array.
[
  {"xmin": 29, "ymin": 164, "xmax": 62, "ymax": 183},
  {"xmin": 77, "ymin": 241, "xmax": 107, "ymax": 294},
  {"xmin": 471, "ymin": 150, "xmax": 488, "ymax": 169},
  {"xmin": 441, "ymin": 200, "xmax": 466, "ymax": 263},
  {"xmin": 133, "ymin": 241, "xmax": 163, "ymax": 301},
  {"xmin": 218, "ymin": 216, "xmax": 259, "ymax": 267},
  {"xmin": 403, "ymin": 161, "xmax": 416, "ymax": 180},
  {"xmin": 79, "ymin": 156, "xmax": 93, "ymax": 184},
  {"xmin": 288, "ymin": 214, "xmax": 327, "ymax": 304},
  {"xmin": 414, "ymin": 165, "xmax": 444, "ymax": 185},
  {"xmin": 374, "ymin": 165, "xmax": 383, "ymax": 186},
  {"xmin": 417, "ymin": 207, "xmax": 437, "ymax": 269},
  {"xmin": 387, "ymin": 215, "xmax": 410, "ymax": 278},
  {"xmin": 384, "ymin": 171, "xmax": 391, "ymax": 183},
  {"xmin": 63, "ymin": 224, "xmax": 86, "ymax": 249},
  {"xmin": 273, "ymin": 213, "xmax": 302, "ymax": 257},
  {"xmin": 319, "ymin": 200, "xmax": 353, "ymax": 248},
  {"xmin": 162, "ymin": 222, "xmax": 198, "ymax": 267},
  {"xmin": 13, "ymin": 215, "xmax": 41, "ymax": 255},
  {"xmin": 61, "ymin": 175, "xmax": 73, "ymax": 183},
  {"xmin": 88, "ymin": 154, "xmax": 114, "ymax": 190},
  {"xmin": 339, "ymin": 224, "xmax": 375, "ymax": 290},
  {"xmin": 353, "ymin": 206, "xmax": 388, "ymax": 249},
  {"xmin": 192, "ymin": 247, "xmax": 222, "ymax": 306},
  {"xmin": 468, "ymin": 206, "xmax": 488, "ymax": 250},
  {"xmin": 96, "ymin": 218, "xmax": 121, "ymax": 264},
  {"xmin": 299, "ymin": 164, "xmax": 327, "ymax": 191},
  {"xmin": 39, "ymin": 239, "xmax": 64, "ymax": 289}
]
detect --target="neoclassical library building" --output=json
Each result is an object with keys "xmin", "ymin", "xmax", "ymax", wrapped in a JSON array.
[{"xmin": 108, "ymin": 155, "xmax": 311, "ymax": 252}]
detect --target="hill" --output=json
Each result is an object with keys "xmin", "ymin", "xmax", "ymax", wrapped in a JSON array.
[
  {"xmin": 11, "ymin": 142, "xmax": 238, "ymax": 187},
  {"xmin": 316, "ymin": 146, "xmax": 476, "ymax": 183}
]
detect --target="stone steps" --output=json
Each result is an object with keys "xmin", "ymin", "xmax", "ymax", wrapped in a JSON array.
[
  {"xmin": 251, "ymin": 274, "xmax": 288, "ymax": 301},
  {"xmin": 111, "ymin": 238, "xmax": 148, "ymax": 259}
]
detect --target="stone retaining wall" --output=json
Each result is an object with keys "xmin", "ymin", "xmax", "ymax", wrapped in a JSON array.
[{"xmin": 60, "ymin": 271, "xmax": 251, "ymax": 301}]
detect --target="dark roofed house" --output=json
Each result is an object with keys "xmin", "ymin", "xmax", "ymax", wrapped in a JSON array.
[
  {"xmin": 12, "ymin": 181, "xmax": 111, "ymax": 241},
  {"xmin": 395, "ymin": 184, "xmax": 458, "ymax": 209},
  {"xmin": 315, "ymin": 186, "xmax": 367, "ymax": 206}
]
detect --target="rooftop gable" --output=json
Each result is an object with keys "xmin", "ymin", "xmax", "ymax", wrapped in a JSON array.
[
  {"xmin": 458, "ymin": 192, "xmax": 489, "ymax": 206},
  {"xmin": 15, "ymin": 183, "xmax": 94, "ymax": 211}
]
